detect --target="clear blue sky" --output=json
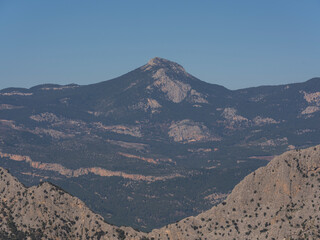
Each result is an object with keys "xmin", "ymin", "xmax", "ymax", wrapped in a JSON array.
[{"xmin": 0, "ymin": 1, "xmax": 319, "ymax": 90}]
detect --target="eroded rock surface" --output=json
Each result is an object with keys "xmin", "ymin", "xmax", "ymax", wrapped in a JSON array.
[
  {"xmin": 0, "ymin": 152, "xmax": 181, "ymax": 181},
  {"xmin": 147, "ymin": 145, "xmax": 320, "ymax": 239},
  {"xmin": 144, "ymin": 57, "xmax": 208, "ymax": 104},
  {"xmin": 168, "ymin": 120, "xmax": 213, "ymax": 143},
  {"xmin": 0, "ymin": 168, "xmax": 143, "ymax": 240}
]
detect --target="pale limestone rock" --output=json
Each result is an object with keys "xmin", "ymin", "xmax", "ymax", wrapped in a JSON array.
[
  {"xmin": 0, "ymin": 92, "xmax": 33, "ymax": 96},
  {"xmin": 147, "ymin": 145, "xmax": 320, "ymax": 239},
  {"xmin": 132, "ymin": 98, "xmax": 162, "ymax": 113},
  {"xmin": 301, "ymin": 90, "xmax": 320, "ymax": 105},
  {"xmin": 94, "ymin": 122, "xmax": 142, "ymax": 137},
  {"xmin": 142, "ymin": 57, "xmax": 187, "ymax": 74},
  {"xmin": 301, "ymin": 106, "xmax": 320, "ymax": 115},
  {"xmin": 151, "ymin": 68, "xmax": 191, "ymax": 103},
  {"xmin": 144, "ymin": 57, "xmax": 208, "ymax": 104},
  {"xmin": 40, "ymin": 85, "xmax": 79, "ymax": 91},
  {"xmin": 0, "ymin": 152, "xmax": 181, "ymax": 182},
  {"xmin": 253, "ymin": 116, "xmax": 279, "ymax": 126},
  {"xmin": 221, "ymin": 108, "xmax": 248, "ymax": 122},
  {"xmin": 168, "ymin": 119, "xmax": 211, "ymax": 143},
  {"xmin": 30, "ymin": 112, "xmax": 60, "ymax": 123},
  {"xmin": 31, "ymin": 127, "xmax": 74, "ymax": 139},
  {"xmin": 0, "ymin": 167, "xmax": 144, "ymax": 240},
  {"xmin": 249, "ymin": 137, "xmax": 288, "ymax": 147}
]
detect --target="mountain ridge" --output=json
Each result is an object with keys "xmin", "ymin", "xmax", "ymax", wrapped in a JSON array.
[
  {"xmin": 0, "ymin": 57, "xmax": 320, "ymax": 230},
  {"xmin": 2, "ymin": 57, "xmax": 319, "ymax": 93},
  {"xmin": 147, "ymin": 144, "xmax": 320, "ymax": 239}
]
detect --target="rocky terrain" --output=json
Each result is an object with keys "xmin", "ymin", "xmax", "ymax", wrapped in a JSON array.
[
  {"xmin": 0, "ymin": 167, "xmax": 144, "ymax": 240},
  {"xmin": 0, "ymin": 57, "xmax": 320, "ymax": 229},
  {"xmin": 1, "ymin": 144, "xmax": 319, "ymax": 239},
  {"xmin": 148, "ymin": 145, "xmax": 320, "ymax": 240}
]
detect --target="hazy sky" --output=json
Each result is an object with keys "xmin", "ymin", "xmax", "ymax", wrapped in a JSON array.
[{"xmin": 1, "ymin": 1, "xmax": 319, "ymax": 90}]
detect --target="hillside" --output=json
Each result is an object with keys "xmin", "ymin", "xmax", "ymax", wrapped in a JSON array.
[
  {"xmin": 0, "ymin": 167, "xmax": 143, "ymax": 240},
  {"xmin": 148, "ymin": 145, "xmax": 320, "ymax": 239},
  {"xmin": 0, "ymin": 57, "xmax": 320, "ymax": 229},
  {"xmin": 1, "ymin": 145, "xmax": 319, "ymax": 239}
]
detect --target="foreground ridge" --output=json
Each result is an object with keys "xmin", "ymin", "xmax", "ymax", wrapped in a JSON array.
[
  {"xmin": 148, "ymin": 145, "xmax": 320, "ymax": 239},
  {"xmin": 1, "ymin": 145, "xmax": 320, "ymax": 239},
  {"xmin": 0, "ymin": 168, "xmax": 143, "ymax": 240}
]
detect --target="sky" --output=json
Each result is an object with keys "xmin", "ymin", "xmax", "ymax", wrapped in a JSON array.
[{"xmin": 0, "ymin": 0, "xmax": 319, "ymax": 90}]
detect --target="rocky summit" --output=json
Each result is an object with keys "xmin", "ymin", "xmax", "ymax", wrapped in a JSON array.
[
  {"xmin": 0, "ymin": 145, "xmax": 319, "ymax": 239},
  {"xmin": 0, "ymin": 57, "xmax": 320, "ymax": 230}
]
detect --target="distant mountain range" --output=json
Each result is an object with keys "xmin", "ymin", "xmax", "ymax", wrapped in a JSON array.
[
  {"xmin": 1, "ymin": 145, "xmax": 319, "ymax": 239},
  {"xmin": 0, "ymin": 57, "xmax": 320, "ymax": 230}
]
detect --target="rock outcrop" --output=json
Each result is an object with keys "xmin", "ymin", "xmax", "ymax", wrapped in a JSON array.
[
  {"xmin": 0, "ymin": 167, "xmax": 144, "ymax": 240},
  {"xmin": 144, "ymin": 57, "xmax": 208, "ymax": 104},
  {"xmin": 0, "ymin": 152, "xmax": 180, "ymax": 181},
  {"xmin": 147, "ymin": 145, "xmax": 320, "ymax": 239},
  {"xmin": 168, "ymin": 119, "xmax": 213, "ymax": 143}
]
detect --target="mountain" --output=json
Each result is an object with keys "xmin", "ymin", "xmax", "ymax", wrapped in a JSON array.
[
  {"xmin": 1, "ymin": 145, "xmax": 319, "ymax": 239},
  {"xmin": 0, "ymin": 57, "xmax": 320, "ymax": 230}
]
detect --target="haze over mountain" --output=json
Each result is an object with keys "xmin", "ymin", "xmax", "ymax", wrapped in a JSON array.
[
  {"xmin": 1, "ymin": 145, "xmax": 319, "ymax": 239},
  {"xmin": 0, "ymin": 57, "xmax": 320, "ymax": 230}
]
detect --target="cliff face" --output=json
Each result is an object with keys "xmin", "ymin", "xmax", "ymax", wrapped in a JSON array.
[
  {"xmin": 0, "ymin": 167, "xmax": 144, "ymax": 240},
  {"xmin": 148, "ymin": 145, "xmax": 320, "ymax": 239}
]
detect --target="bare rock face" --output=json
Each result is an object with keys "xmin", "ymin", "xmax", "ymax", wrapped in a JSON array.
[
  {"xmin": 0, "ymin": 168, "xmax": 143, "ymax": 240},
  {"xmin": 168, "ymin": 119, "xmax": 212, "ymax": 143},
  {"xmin": 301, "ymin": 91, "xmax": 320, "ymax": 105},
  {"xmin": 142, "ymin": 57, "xmax": 187, "ymax": 74},
  {"xmin": 132, "ymin": 98, "xmax": 162, "ymax": 113},
  {"xmin": 0, "ymin": 152, "xmax": 180, "ymax": 182},
  {"xmin": 148, "ymin": 145, "xmax": 320, "ymax": 239},
  {"xmin": 30, "ymin": 112, "xmax": 60, "ymax": 123},
  {"xmin": 301, "ymin": 106, "xmax": 320, "ymax": 115},
  {"xmin": 252, "ymin": 116, "xmax": 279, "ymax": 126},
  {"xmin": 144, "ymin": 57, "xmax": 208, "ymax": 104},
  {"xmin": 93, "ymin": 122, "xmax": 142, "ymax": 137},
  {"xmin": 221, "ymin": 107, "xmax": 248, "ymax": 123},
  {"xmin": 151, "ymin": 68, "xmax": 191, "ymax": 103},
  {"xmin": 299, "ymin": 91, "xmax": 320, "ymax": 118}
]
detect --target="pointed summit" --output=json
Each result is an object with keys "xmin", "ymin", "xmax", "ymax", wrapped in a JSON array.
[
  {"xmin": 147, "ymin": 57, "xmax": 182, "ymax": 68},
  {"xmin": 140, "ymin": 57, "xmax": 208, "ymax": 104},
  {"xmin": 142, "ymin": 57, "xmax": 186, "ymax": 74}
]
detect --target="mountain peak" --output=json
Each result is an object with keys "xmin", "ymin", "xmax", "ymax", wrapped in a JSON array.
[
  {"xmin": 147, "ymin": 57, "xmax": 177, "ymax": 66},
  {"xmin": 142, "ymin": 57, "xmax": 186, "ymax": 73}
]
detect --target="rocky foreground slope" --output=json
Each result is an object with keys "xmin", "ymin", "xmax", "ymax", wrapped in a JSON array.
[
  {"xmin": 149, "ymin": 145, "xmax": 320, "ymax": 239},
  {"xmin": 0, "ymin": 167, "xmax": 144, "ymax": 240},
  {"xmin": 0, "ymin": 145, "xmax": 319, "ymax": 239}
]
